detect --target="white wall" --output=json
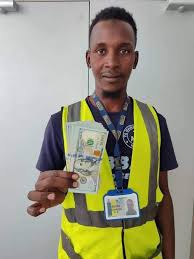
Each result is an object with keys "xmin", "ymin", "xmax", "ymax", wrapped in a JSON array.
[
  {"xmin": 0, "ymin": 2, "xmax": 88, "ymax": 259},
  {"xmin": 0, "ymin": 0, "xmax": 194, "ymax": 258},
  {"xmin": 90, "ymin": 1, "xmax": 194, "ymax": 258}
]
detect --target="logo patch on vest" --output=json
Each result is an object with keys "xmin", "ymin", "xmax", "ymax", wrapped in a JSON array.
[{"xmin": 123, "ymin": 125, "xmax": 134, "ymax": 149}]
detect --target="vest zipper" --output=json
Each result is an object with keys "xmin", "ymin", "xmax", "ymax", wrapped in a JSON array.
[{"xmin": 122, "ymin": 220, "xmax": 126, "ymax": 259}]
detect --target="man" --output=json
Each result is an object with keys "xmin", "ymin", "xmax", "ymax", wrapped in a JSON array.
[
  {"xmin": 27, "ymin": 7, "xmax": 178, "ymax": 259},
  {"xmin": 126, "ymin": 199, "xmax": 137, "ymax": 216}
]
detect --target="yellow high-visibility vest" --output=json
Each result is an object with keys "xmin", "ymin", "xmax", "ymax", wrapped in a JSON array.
[{"xmin": 58, "ymin": 98, "xmax": 163, "ymax": 259}]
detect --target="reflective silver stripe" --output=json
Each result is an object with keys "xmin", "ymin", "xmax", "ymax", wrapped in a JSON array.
[
  {"xmin": 74, "ymin": 193, "xmax": 93, "ymax": 225},
  {"xmin": 61, "ymin": 230, "xmax": 82, "ymax": 259},
  {"xmin": 65, "ymin": 204, "xmax": 158, "ymax": 228},
  {"xmin": 68, "ymin": 101, "xmax": 81, "ymax": 122},
  {"xmin": 65, "ymin": 100, "xmax": 159, "ymax": 228},
  {"xmin": 135, "ymin": 100, "xmax": 158, "ymax": 205}
]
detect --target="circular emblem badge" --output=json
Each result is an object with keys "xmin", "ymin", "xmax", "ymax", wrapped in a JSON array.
[
  {"xmin": 80, "ymin": 177, "xmax": 87, "ymax": 184},
  {"xmin": 122, "ymin": 125, "xmax": 134, "ymax": 149}
]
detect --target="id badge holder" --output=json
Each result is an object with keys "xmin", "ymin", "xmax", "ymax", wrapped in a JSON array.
[{"xmin": 104, "ymin": 189, "xmax": 140, "ymax": 220}]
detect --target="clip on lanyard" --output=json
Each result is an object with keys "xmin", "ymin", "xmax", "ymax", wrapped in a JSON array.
[{"xmin": 92, "ymin": 93, "xmax": 129, "ymax": 192}]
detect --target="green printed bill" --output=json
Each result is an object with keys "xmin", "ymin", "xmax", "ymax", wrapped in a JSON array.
[{"xmin": 65, "ymin": 121, "xmax": 108, "ymax": 193}]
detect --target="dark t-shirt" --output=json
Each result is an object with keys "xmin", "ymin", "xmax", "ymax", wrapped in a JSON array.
[{"xmin": 36, "ymin": 97, "xmax": 178, "ymax": 188}]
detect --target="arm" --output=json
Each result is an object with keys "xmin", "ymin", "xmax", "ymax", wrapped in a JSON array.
[
  {"xmin": 155, "ymin": 171, "xmax": 175, "ymax": 259},
  {"xmin": 27, "ymin": 113, "xmax": 72, "ymax": 217}
]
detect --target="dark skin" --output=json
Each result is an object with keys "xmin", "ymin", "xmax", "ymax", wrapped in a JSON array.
[
  {"xmin": 27, "ymin": 171, "xmax": 79, "ymax": 216},
  {"xmin": 86, "ymin": 20, "xmax": 138, "ymax": 112},
  {"xmin": 27, "ymin": 19, "xmax": 175, "ymax": 259}
]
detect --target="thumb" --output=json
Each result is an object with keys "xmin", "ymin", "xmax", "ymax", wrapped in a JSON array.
[{"xmin": 27, "ymin": 202, "xmax": 48, "ymax": 217}]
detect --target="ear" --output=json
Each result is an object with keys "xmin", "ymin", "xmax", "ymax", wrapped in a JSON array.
[
  {"xmin": 133, "ymin": 51, "xmax": 139, "ymax": 69},
  {"xmin": 86, "ymin": 50, "xmax": 91, "ymax": 68}
]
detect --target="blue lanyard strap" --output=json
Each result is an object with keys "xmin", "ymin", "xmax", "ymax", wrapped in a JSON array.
[{"xmin": 92, "ymin": 93, "xmax": 130, "ymax": 191}]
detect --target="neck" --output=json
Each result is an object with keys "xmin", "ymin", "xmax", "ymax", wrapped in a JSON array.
[{"xmin": 90, "ymin": 89, "xmax": 128, "ymax": 112}]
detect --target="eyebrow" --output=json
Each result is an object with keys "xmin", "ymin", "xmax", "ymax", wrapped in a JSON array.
[{"xmin": 94, "ymin": 42, "xmax": 134, "ymax": 48}]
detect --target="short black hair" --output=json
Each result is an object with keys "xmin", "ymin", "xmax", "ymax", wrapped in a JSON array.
[{"xmin": 89, "ymin": 6, "xmax": 137, "ymax": 46}]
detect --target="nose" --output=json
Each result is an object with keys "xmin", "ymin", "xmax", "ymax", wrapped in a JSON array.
[{"xmin": 104, "ymin": 51, "xmax": 120, "ymax": 69}]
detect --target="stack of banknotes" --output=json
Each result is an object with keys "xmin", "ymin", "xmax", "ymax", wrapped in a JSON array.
[{"xmin": 66, "ymin": 121, "xmax": 108, "ymax": 193}]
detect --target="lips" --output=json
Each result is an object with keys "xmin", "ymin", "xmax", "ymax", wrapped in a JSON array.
[
  {"xmin": 102, "ymin": 76, "xmax": 121, "ymax": 82},
  {"xmin": 102, "ymin": 73, "xmax": 122, "ymax": 82},
  {"xmin": 102, "ymin": 73, "xmax": 121, "ymax": 78}
]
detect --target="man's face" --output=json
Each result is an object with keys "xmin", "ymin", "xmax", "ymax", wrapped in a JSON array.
[
  {"xmin": 86, "ymin": 20, "xmax": 138, "ymax": 94},
  {"xmin": 127, "ymin": 199, "xmax": 134, "ymax": 209}
]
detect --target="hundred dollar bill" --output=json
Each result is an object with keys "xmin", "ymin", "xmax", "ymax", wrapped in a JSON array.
[{"xmin": 66, "ymin": 123, "xmax": 108, "ymax": 193}]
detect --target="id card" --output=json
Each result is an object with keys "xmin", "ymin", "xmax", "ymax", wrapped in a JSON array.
[{"xmin": 104, "ymin": 189, "xmax": 140, "ymax": 220}]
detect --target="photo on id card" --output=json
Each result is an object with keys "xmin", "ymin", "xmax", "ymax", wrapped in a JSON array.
[{"xmin": 104, "ymin": 192, "xmax": 140, "ymax": 220}]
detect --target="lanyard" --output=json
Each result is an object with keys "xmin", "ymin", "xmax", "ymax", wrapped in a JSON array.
[{"xmin": 92, "ymin": 93, "xmax": 130, "ymax": 191}]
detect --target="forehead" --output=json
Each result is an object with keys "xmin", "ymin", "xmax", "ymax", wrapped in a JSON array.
[{"xmin": 90, "ymin": 20, "xmax": 135, "ymax": 48}]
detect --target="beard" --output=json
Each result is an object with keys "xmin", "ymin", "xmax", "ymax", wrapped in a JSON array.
[{"xmin": 101, "ymin": 89, "xmax": 123, "ymax": 99}]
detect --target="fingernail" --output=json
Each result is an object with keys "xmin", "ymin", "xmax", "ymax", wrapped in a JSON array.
[
  {"xmin": 47, "ymin": 193, "xmax": 55, "ymax": 200},
  {"xmin": 72, "ymin": 174, "xmax": 79, "ymax": 180},
  {"xmin": 73, "ymin": 182, "xmax": 78, "ymax": 188},
  {"xmin": 39, "ymin": 208, "xmax": 46, "ymax": 213}
]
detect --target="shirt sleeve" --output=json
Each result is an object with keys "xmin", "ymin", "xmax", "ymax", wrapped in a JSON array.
[
  {"xmin": 36, "ymin": 111, "xmax": 66, "ymax": 172},
  {"xmin": 158, "ymin": 113, "xmax": 178, "ymax": 172}
]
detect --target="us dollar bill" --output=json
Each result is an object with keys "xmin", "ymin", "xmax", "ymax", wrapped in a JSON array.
[{"xmin": 66, "ymin": 123, "xmax": 108, "ymax": 193}]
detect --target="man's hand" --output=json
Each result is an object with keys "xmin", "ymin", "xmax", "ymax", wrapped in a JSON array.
[{"xmin": 27, "ymin": 170, "xmax": 79, "ymax": 217}]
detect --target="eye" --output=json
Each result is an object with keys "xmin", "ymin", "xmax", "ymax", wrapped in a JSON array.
[
  {"xmin": 120, "ymin": 49, "xmax": 130, "ymax": 55},
  {"xmin": 96, "ymin": 49, "xmax": 106, "ymax": 55}
]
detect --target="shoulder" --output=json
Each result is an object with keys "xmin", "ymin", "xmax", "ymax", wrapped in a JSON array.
[
  {"xmin": 36, "ymin": 110, "xmax": 65, "ymax": 171},
  {"xmin": 47, "ymin": 110, "xmax": 63, "ymax": 141},
  {"xmin": 156, "ymin": 112, "xmax": 167, "ymax": 129},
  {"xmin": 132, "ymin": 98, "xmax": 167, "ymax": 126},
  {"xmin": 50, "ymin": 110, "xmax": 62, "ymax": 129},
  {"xmin": 151, "ymin": 104, "xmax": 167, "ymax": 131}
]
